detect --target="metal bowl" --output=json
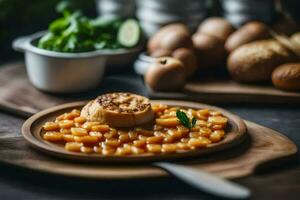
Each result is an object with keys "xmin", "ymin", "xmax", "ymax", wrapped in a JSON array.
[
  {"xmin": 13, "ymin": 31, "xmax": 142, "ymax": 93},
  {"xmin": 133, "ymin": 52, "xmax": 155, "ymax": 75}
]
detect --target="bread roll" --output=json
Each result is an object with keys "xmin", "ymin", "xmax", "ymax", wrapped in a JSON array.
[
  {"xmin": 272, "ymin": 63, "xmax": 300, "ymax": 91},
  {"xmin": 192, "ymin": 33, "xmax": 226, "ymax": 69},
  {"xmin": 145, "ymin": 57, "xmax": 186, "ymax": 91},
  {"xmin": 147, "ymin": 23, "xmax": 193, "ymax": 54},
  {"xmin": 197, "ymin": 17, "xmax": 235, "ymax": 41},
  {"xmin": 172, "ymin": 48, "xmax": 198, "ymax": 77},
  {"xmin": 227, "ymin": 40, "xmax": 296, "ymax": 82},
  {"xmin": 225, "ymin": 21, "xmax": 271, "ymax": 52}
]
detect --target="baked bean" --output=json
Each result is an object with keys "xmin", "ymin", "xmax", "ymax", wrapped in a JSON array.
[
  {"xmin": 56, "ymin": 114, "xmax": 66, "ymax": 121},
  {"xmin": 59, "ymin": 120, "xmax": 74, "ymax": 129},
  {"xmin": 65, "ymin": 142, "xmax": 83, "ymax": 152},
  {"xmin": 199, "ymin": 127, "xmax": 212, "ymax": 137},
  {"xmin": 131, "ymin": 146, "xmax": 145, "ymax": 154},
  {"xmin": 104, "ymin": 130, "xmax": 118, "ymax": 139},
  {"xmin": 133, "ymin": 139, "xmax": 146, "ymax": 148},
  {"xmin": 147, "ymin": 136, "xmax": 164, "ymax": 144},
  {"xmin": 74, "ymin": 136, "xmax": 98, "ymax": 144},
  {"xmin": 196, "ymin": 112, "xmax": 208, "ymax": 120},
  {"xmin": 43, "ymin": 132, "xmax": 63, "ymax": 142},
  {"xmin": 71, "ymin": 127, "xmax": 88, "ymax": 136},
  {"xmin": 177, "ymin": 142, "xmax": 190, "ymax": 150},
  {"xmin": 63, "ymin": 134, "xmax": 75, "ymax": 142},
  {"xmin": 60, "ymin": 128, "xmax": 71, "ymax": 135},
  {"xmin": 43, "ymin": 122, "xmax": 59, "ymax": 131},
  {"xmin": 105, "ymin": 138, "xmax": 121, "ymax": 147},
  {"xmin": 212, "ymin": 124, "xmax": 224, "ymax": 130},
  {"xmin": 135, "ymin": 128, "xmax": 154, "ymax": 136},
  {"xmin": 89, "ymin": 131, "xmax": 103, "ymax": 139},
  {"xmin": 80, "ymin": 146, "xmax": 93, "ymax": 154},
  {"xmin": 74, "ymin": 116, "xmax": 86, "ymax": 124},
  {"xmin": 156, "ymin": 118, "xmax": 180, "ymax": 127},
  {"xmin": 119, "ymin": 134, "xmax": 131, "ymax": 143},
  {"xmin": 64, "ymin": 112, "xmax": 78, "ymax": 120},
  {"xmin": 82, "ymin": 122, "xmax": 101, "ymax": 131},
  {"xmin": 91, "ymin": 125, "xmax": 110, "ymax": 132},
  {"xmin": 196, "ymin": 120, "xmax": 207, "ymax": 127},
  {"xmin": 167, "ymin": 129, "xmax": 182, "ymax": 139},
  {"xmin": 208, "ymin": 116, "xmax": 228, "ymax": 126},
  {"xmin": 210, "ymin": 132, "xmax": 222, "ymax": 142},
  {"xmin": 102, "ymin": 148, "xmax": 116, "ymax": 155},
  {"xmin": 116, "ymin": 146, "xmax": 131, "ymax": 155},
  {"xmin": 188, "ymin": 137, "xmax": 211, "ymax": 148},
  {"xmin": 214, "ymin": 130, "xmax": 225, "ymax": 138},
  {"xmin": 198, "ymin": 109, "xmax": 210, "ymax": 116},
  {"xmin": 162, "ymin": 144, "xmax": 177, "ymax": 153},
  {"xmin": 209, "ymin": 111, "xmax": 222, "ymax": 116},
  {"xmin": 163, "ymin": 135, "xmax": 175, "ymax": 143},
  {"xmin": 147, "ymin": 144, "xmax": 162, "ymax": 153}
]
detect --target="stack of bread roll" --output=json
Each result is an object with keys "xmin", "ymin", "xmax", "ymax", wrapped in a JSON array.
[{"xmin": 144, "ymin": 17, "xmax": 300, "ymax": 92}]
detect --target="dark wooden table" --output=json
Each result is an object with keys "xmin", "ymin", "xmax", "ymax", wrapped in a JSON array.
[{"xmin": 0, "ymin": 73, "xmax": 299, "ymax": 200}]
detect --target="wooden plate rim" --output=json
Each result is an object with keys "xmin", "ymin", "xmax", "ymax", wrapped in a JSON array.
[{"xmin": 21, "ymin": 100, "xmax": 247, "ymax": 163}]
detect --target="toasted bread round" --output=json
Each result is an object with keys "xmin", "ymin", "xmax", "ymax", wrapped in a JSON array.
[{"xmin": 81, "ymin": 93, "xmax": 154, "ymax": 127}]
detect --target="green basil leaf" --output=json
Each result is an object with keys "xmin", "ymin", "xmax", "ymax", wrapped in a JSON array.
[{"xmin": 176, "ymin": 110, "xmax": 191, "ymax": 128}]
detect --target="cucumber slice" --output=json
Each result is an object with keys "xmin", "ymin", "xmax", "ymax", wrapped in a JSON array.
[{"xmin": 118, "ymin": 19, "xmax": 141, "ymax": 48}]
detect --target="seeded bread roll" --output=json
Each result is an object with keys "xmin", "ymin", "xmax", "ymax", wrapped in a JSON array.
[
  {"xmin": 272, "ymin": 63, "xmax": 300, "ymax": 91},
  {"xmin": 81, "ymin": 93, "xmax": 154, "ymax": 127},
  {"xmin": 225, "ymin": 21, "xmax": 271, "ymax": 52},
  {"xmin": 227, "ymin": 40, "xmax": 296, "ymax": 82}
]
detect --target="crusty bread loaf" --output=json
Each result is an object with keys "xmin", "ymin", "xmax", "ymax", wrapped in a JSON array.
[{"xmin": 227, "ymin": 39, "xmax": 297, "ymax": 82}]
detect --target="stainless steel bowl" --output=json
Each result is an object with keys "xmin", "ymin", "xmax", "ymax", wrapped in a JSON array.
[{"xmin": 13, "ymin": 31, "xmax": 142, "ymax": 93}]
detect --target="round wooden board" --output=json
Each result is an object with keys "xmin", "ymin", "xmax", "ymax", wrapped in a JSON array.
[{"xmin": 22, "ymin": 100, "xmax": 247, "ymax": 163}]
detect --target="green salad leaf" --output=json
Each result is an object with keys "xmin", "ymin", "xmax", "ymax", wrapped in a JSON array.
[{"xmin": 38, "ymin": 1, "xmax": 141, "ymax": 53}]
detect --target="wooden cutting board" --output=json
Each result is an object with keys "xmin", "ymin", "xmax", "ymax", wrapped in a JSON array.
[
  {"xmin": 0, "ymin": 120, "xmax": 296, "ymax": 179},
  {"xmin": 148, "ymin": 79, "xmax": 300, "ymax": 104},
  {"xmin": 0, "ymin": 62, "xmax": 144, "ymax": 117}
]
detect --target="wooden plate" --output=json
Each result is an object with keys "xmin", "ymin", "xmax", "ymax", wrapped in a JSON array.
[{"xmin": 21, "ymin": 100, "xmax": 247, "ymax": 163}]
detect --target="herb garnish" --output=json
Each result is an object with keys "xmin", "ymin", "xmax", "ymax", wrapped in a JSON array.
[{"xmin": 176, "ymin": 110, "xmax": 197, "ymax": 129}]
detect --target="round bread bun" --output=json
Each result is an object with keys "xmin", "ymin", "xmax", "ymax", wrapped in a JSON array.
[
  {"xmin": 227, "ymin": 40, "xmax": 296, "ymax": 82},
  {"xmin": 197, "ymin": 17, "xmax": 235, "ymax": 41},
  {"xmin": 192, "ymin": 32, "xmax": 226, "ymax": 69},
  {"xmin": 225, "ymin": 21, "xmax": 271, "ymax": 52},
  {"xmin": 81, "ymin": 93, "xmax": 154, "ymax": 127},
  {"xmin": 147, "ymin": 23, "xmax": 193, "ymax": 54},
  {"xmin": 145, "ymin": 57, "xmax": 186, "ymax": 91},
  {"xmin": 272, "ymin": 63, "xmax": 300, "ymax": 91},
  {"xmin": 172, "ymin": 48, "xmax": 198, "ymax": 77}
]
